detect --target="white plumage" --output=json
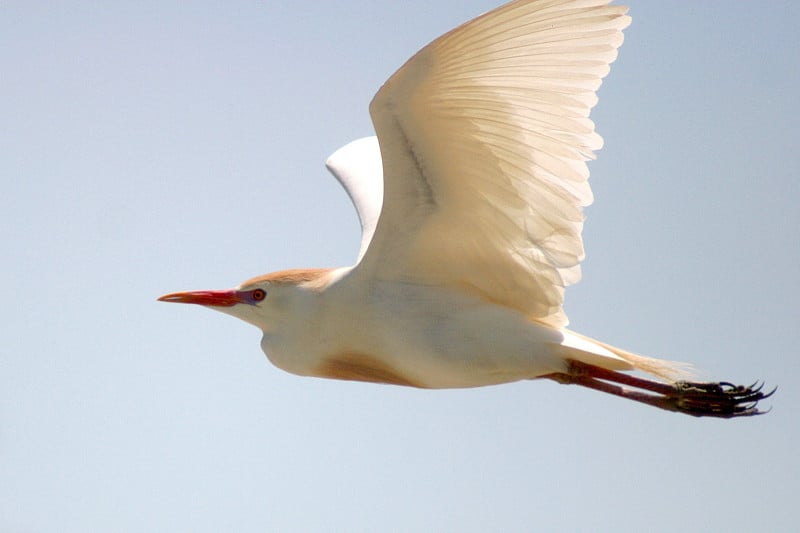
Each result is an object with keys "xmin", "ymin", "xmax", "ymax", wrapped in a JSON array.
[
  {"xmin": 326, "ymin": 137, "xmax": 383, "ymax": 264},
  {"xmin": 361, "ymin": 0, "xmax": 630, "ymax": 327},
  {"xmin": 161, "ymin": 0, "xmax": 773, "ymax": 418}
]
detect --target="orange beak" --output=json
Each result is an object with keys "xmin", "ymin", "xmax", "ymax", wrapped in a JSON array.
[{"xmin": 158, "ymin": 289, "xmax": 245, "ymax": 307}]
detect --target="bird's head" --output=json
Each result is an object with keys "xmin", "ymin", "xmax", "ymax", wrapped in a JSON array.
[{"xmin": 158, "ymin": 268, "xmax": 335, "ymax": 330}]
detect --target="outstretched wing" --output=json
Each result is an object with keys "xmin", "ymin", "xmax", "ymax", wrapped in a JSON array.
[
  {"xmin": 326, "ymin": 137, "xmax": 383, "ymax": 264},
  {"xmin": 353, "ymin": 0, "xmax": 630, "ymax": 327}
]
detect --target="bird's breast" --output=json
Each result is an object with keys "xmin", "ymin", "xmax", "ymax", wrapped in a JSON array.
[
  {"xmin": 259, "ymin": 280, "xmax": 567, "ymax": 388},
  {"xmin": 314, "ymin": 351, "xmax": 424, "ymax": 388}
]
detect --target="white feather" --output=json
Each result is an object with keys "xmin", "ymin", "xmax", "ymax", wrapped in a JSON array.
[
  {"xmin": 330, "ymin": 0, "xmax": 631, "ymax": 327},
  {"xmin": 326, "ymin": 137, "xmax": 383, "ymax": 264}
]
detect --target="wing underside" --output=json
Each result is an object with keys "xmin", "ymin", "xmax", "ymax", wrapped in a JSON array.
[{"xmin": 333, "ymin": 0, "xmax": 631, "ymax": 327}]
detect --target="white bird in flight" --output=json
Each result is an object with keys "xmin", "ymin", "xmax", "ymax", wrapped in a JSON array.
[{"xmin": 160, "ymin": 0, "xmax": 773, "ymax": 417}]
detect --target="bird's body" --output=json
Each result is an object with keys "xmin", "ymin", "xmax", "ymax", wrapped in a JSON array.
[
  {"xmin": 240, "ymin": 267, "xmax": 619, "ymax": 389},
  {"xmin": 160, "ymin": 0, "xmax": 773, "ymax": 417}
]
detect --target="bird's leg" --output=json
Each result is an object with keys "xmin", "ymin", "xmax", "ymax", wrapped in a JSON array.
[{"xmin": 545, "ymin": 360, "xmax": 774, "ymax": 418}]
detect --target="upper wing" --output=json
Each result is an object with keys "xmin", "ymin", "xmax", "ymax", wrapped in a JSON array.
[
  {"xmin": 354, "ymin": 0, "xmax": 631, "ymax": 327},
  {"xmin": 326, "ymin": 137, "xmax": 383, "ymax": 264}
]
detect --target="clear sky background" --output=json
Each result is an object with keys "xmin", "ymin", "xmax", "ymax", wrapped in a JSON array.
[{"xmin": 2, "ymin": 1, "xmax": 798, "ymax": 531}]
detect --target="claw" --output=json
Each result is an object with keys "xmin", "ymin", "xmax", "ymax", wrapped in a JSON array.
[
  {"xmin": 670, "ymin": 378, "xmax": 775, "ymax": 418},
  {"xmin": 549, "ymin": 361, "xmax": 775, "ymax": 418}
]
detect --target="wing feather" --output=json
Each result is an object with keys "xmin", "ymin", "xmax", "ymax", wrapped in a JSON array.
[
  {"xmin": 325, "ymin": 137, "xmax": 383, "ymax": 263},
  {"xmin": 353, "ymin": 0, "xmax": 630, "ymax": 326}
]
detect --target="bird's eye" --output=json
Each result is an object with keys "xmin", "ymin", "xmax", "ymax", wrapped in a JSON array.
[{"xmin": 251, "ymin": 289, "xmax": 266, "ymax": 302}]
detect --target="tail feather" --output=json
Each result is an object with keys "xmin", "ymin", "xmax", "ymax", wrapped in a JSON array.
[
  {"xmin": 599, "ymin": 341, "xmax": 695, "ymax": 382},
  {"xmin": 564, "ymin": 329, "xmax": 695, "ymax": 383}
]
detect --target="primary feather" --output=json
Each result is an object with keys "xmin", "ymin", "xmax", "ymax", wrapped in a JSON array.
[{"xmin": 339, "ymin": 0, "xmax": 632, "ymax": 327}]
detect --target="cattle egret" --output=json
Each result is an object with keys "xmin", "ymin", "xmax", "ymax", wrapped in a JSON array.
[{"xmin": 160, "ymin": 0, "xmax": 773, "ymax": 417}]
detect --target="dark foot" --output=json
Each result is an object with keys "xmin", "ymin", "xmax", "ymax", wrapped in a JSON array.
[
  {"xmin": 670, "ymin": 380, "xmax": 774, "ymax": 418},
  {"xmin": 546, "ymin": 361, "xmax": 775, "ymax": 418}
]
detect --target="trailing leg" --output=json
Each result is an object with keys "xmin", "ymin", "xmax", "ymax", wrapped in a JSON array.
[{"xmin": 545, "ymin": 360, "xmax": 774, "ymax": 418}]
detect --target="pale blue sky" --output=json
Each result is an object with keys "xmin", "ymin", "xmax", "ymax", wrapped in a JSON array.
[{"xmin": 2, "ymin": 1, "xmax": 798, "ymax": 531}]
